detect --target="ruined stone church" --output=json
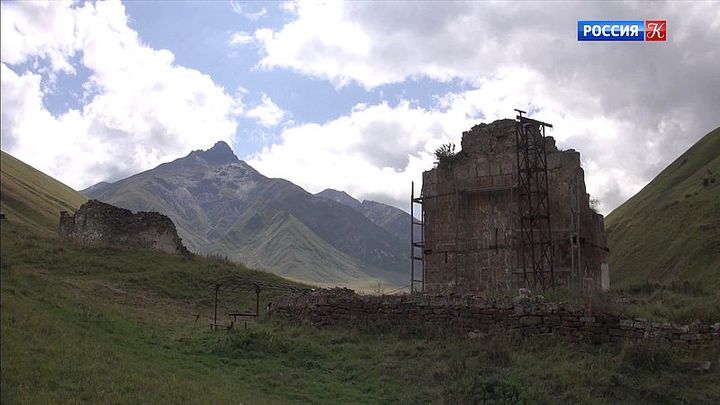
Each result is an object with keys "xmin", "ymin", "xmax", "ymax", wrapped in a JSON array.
[{"xmin": 416, "ymin": 116, "xmax": 609, "ymax": 294}]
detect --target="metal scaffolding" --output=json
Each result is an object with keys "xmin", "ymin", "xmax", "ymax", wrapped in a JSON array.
[
  {"xmin": 514, "ymin": 109, "xmax": 555, "ymax": 289},
  {"xmin": 410, "ymin": 181, "xmax": 425, "ymax": 294}
]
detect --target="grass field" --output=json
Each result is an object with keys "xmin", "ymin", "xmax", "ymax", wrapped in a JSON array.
[{"xmin": 2, "ymin": 220, "xmax": 719, "ymax": 404}]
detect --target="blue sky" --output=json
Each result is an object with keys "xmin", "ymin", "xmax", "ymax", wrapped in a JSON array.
[
  {"xmin": 2, "ymin": 1, "xmax": 719, "ymax": 214},
  {"xmin": 123, "ymin": 0, "xmax": 470, "ymax": 158},
  {"xmin": 17, "ymin": 0, "xmax": 471, "ymax": 160}
]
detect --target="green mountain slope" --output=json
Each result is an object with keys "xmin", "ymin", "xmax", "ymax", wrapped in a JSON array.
[
  {"xmin": 85, "ymin": 142, "xmax": 408, "ymax": 287},
  {"xmin": 228, "ymin": 211, "xmax": 370, "ymax": 284},
  {"xmin": 605, "ymin": 127, "xmax": 720, "ymax": 288},
  {"xmin": 0, "ymin": 150, "xmax": 87, "ymax": 236}
]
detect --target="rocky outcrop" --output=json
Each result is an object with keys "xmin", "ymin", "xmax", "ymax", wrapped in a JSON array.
[{"xmin": 59, "ymin": 200, "xmax": 189, "ymax": 255}]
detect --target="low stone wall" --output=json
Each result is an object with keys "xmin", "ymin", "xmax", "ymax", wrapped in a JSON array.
[{"xmin": 269, "ymin": 289, "xmax": 720, "ymax": 344}]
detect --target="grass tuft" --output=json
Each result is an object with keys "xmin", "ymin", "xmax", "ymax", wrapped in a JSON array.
[{"xmin": 620, "ymin": 341, "xmax": 674, "ymax": 372}]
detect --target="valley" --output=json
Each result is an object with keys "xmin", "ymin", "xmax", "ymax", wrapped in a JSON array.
[
  {"xmin": 2, "ymin": 127, "xmax": 719, "ymax": 403},
  {"xmin": 3, "ymin": 1, "xmax": 719, "ymax": 403}
]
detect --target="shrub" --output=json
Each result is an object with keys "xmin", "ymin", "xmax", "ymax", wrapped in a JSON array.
[{"xmin": 434, "ymin": 143, "xmax": 458, "ymax": 167}]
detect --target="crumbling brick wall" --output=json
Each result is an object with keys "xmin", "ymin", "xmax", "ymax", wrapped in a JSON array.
[
  {"xmin": 421, "ymin": 119, "xmax": 608, "ymax": 294},
  {"xmin": 59, "ymin": 199, "xmax": 189, "ymax": 255},
  {"xmin": 270, "ymin": 289, "xmax": 720, "ymax": 345}
]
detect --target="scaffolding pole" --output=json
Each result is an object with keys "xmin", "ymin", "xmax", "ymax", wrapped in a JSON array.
[
  {"xmin": 410, "ymin": 181, "xmax": 425, "ymax": 294},
  {"xmin": 515, "ymin": 109, "xmax": 555, "ymax": 290}
]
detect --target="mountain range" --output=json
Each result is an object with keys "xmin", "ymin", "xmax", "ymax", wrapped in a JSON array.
[
  {"xmin": 315, "ymin": 188, "xmax": 416, "ymax": 243},
  {"xmin": 3, "ymin": 125, "xmax": 716, "ymax": 291},
  {"xmin": 83, "ymin": 141, "xmax": 411, "ymax": 287}
]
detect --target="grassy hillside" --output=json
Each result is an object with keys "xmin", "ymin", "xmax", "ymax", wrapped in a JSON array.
[
  {"xmin": 1, "ymin": 151, "xmax": 87, "ymax": 236},
  {"xmin": 605, "ymin": 127, "xmax": 720, "ymax": 289},
  {"xmin": 0, "ymin": 220, "xmax": 305, "ymax": 403},
  {"xmin": 2, "ymin": 220, "xmax": 719, "ymax": 403},
  {"xmin": 1, "ymin": 153, "xmax": 719, "ymax": 403}
]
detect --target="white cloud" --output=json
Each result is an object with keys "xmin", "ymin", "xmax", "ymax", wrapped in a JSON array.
[
  {"xmin": 229, "ymin": 31, "xmax": 254, "ymax": 46},
  {"xmin": 245, "ymin": 94, "xmax": 286, "ymax": 127},
  {"xmin": 229, "ymin": 1, "xmax": 267, "ymax": 21},
  {"xmin": 230, "ymin": 0, "xmax": 243, "ymax": 16},
  {"xmin": 0, "ymin": 1, "xmax": 78, "ymax": 74},
  {"xmin": 254, "ymin": 1, "xmax": 373, "ymax": 88},
  {"xmin": 248, "ymin": 97, "xmax": 472, "ymax": 210},
  {"xmin": 249, "ymin": 1, "xmax": 720, "ymax": 214},
  {"xmin": 254, "ymin": 2, "xmax": 719, "ymax": 91},
  {"xmin": 279, "ymin": 1, "xmax": 299, "ymax": 14},
  {"xmin": 248, "ymin": 64, "xmax": 713, "ymax": 214},
  {"xmin": 1, "ymin": 0, "xmax": 241, "ymax": 189},
  {"xmin": 245, "ymin": 8, "xmax": 268, "ymax": 21}
]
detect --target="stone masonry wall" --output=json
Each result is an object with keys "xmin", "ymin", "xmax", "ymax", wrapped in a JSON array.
[
  {"xmin": 421, "ymin": 118, "xmax": 609, "ymax": 294},
  {"xmin": 270, "ymin": 289, "xmax": 720, "ymax": 345},
  {"xmin": 59, "ymin": 199, "xmax": 189, "ymax": 255}
]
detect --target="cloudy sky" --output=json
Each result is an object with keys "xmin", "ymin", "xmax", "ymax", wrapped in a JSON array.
[{"xmin": 2, "ymin": 0, "xmax": 718, "ymax": 214}]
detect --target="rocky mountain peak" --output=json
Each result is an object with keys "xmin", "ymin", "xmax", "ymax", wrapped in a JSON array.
[
  {"xmin": 192, "ymin": 141, "xmax": 239, "ymax": 165},
  {"xmin": 316, "ymin": 188, "xmax": 362, "ymax": 210}
]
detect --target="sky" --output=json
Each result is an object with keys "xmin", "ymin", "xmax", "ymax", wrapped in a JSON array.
[{"xmin": 1, "ymin": 0, "xmax": 719, "ymax": 215}]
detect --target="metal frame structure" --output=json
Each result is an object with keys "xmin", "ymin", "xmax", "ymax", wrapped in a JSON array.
[
  {"xmin": 514, "ymin": 109, "xmax": 555, "ymax": 289},
  {"xmin": 410, "ymin": 181, "xmax": 425, "ymax": 294},
  {"xmin": 204, "ymin": 275, "xmax": 309, "ymax": 330}
]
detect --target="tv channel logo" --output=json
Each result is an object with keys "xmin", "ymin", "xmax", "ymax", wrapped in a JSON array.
[{"xmin": 578, "ymin": 20, "xmax": 666, "ymax": 41}]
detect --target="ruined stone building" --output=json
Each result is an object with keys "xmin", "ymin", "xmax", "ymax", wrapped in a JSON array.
[
  {"xmin": 415, "ymin": 116, "xmax": 609, "ymax": 294},
  {"xmin": 59, "ymin": 200, "xmax": 189, "ymax": 255}
]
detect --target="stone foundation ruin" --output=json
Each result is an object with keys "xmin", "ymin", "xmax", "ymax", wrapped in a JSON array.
[
  {"xmin": 415, "ymin": 116, "xmax": 609, "ymax": 294},
  {"xmin": 270, "ymin": 289, "xmax": 720, "ymax": 345},
  {"xmin": 59, "ymin": 199, "xmax": 189, "ymax": 255}
]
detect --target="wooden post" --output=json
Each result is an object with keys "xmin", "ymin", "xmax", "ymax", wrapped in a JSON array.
[
  {"xmin": 214, "ymin": 284, "xmax": 219, "ymax": 331},
  {"xmin": 410, "ymin": 181, "xmax": 414, "ymax": 294},
  {"xmin": 255, "ymin": 285, "xmax": 260, "ymax": 319}
]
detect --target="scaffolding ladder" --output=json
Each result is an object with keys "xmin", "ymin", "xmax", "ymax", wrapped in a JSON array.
[
  {"xmin": 410, "ymin": 181, "xmax": 425, "ymax": 294},
  {"xmin": 515, "ymin": 109, "xmax": 555, "ymax": 290}
]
